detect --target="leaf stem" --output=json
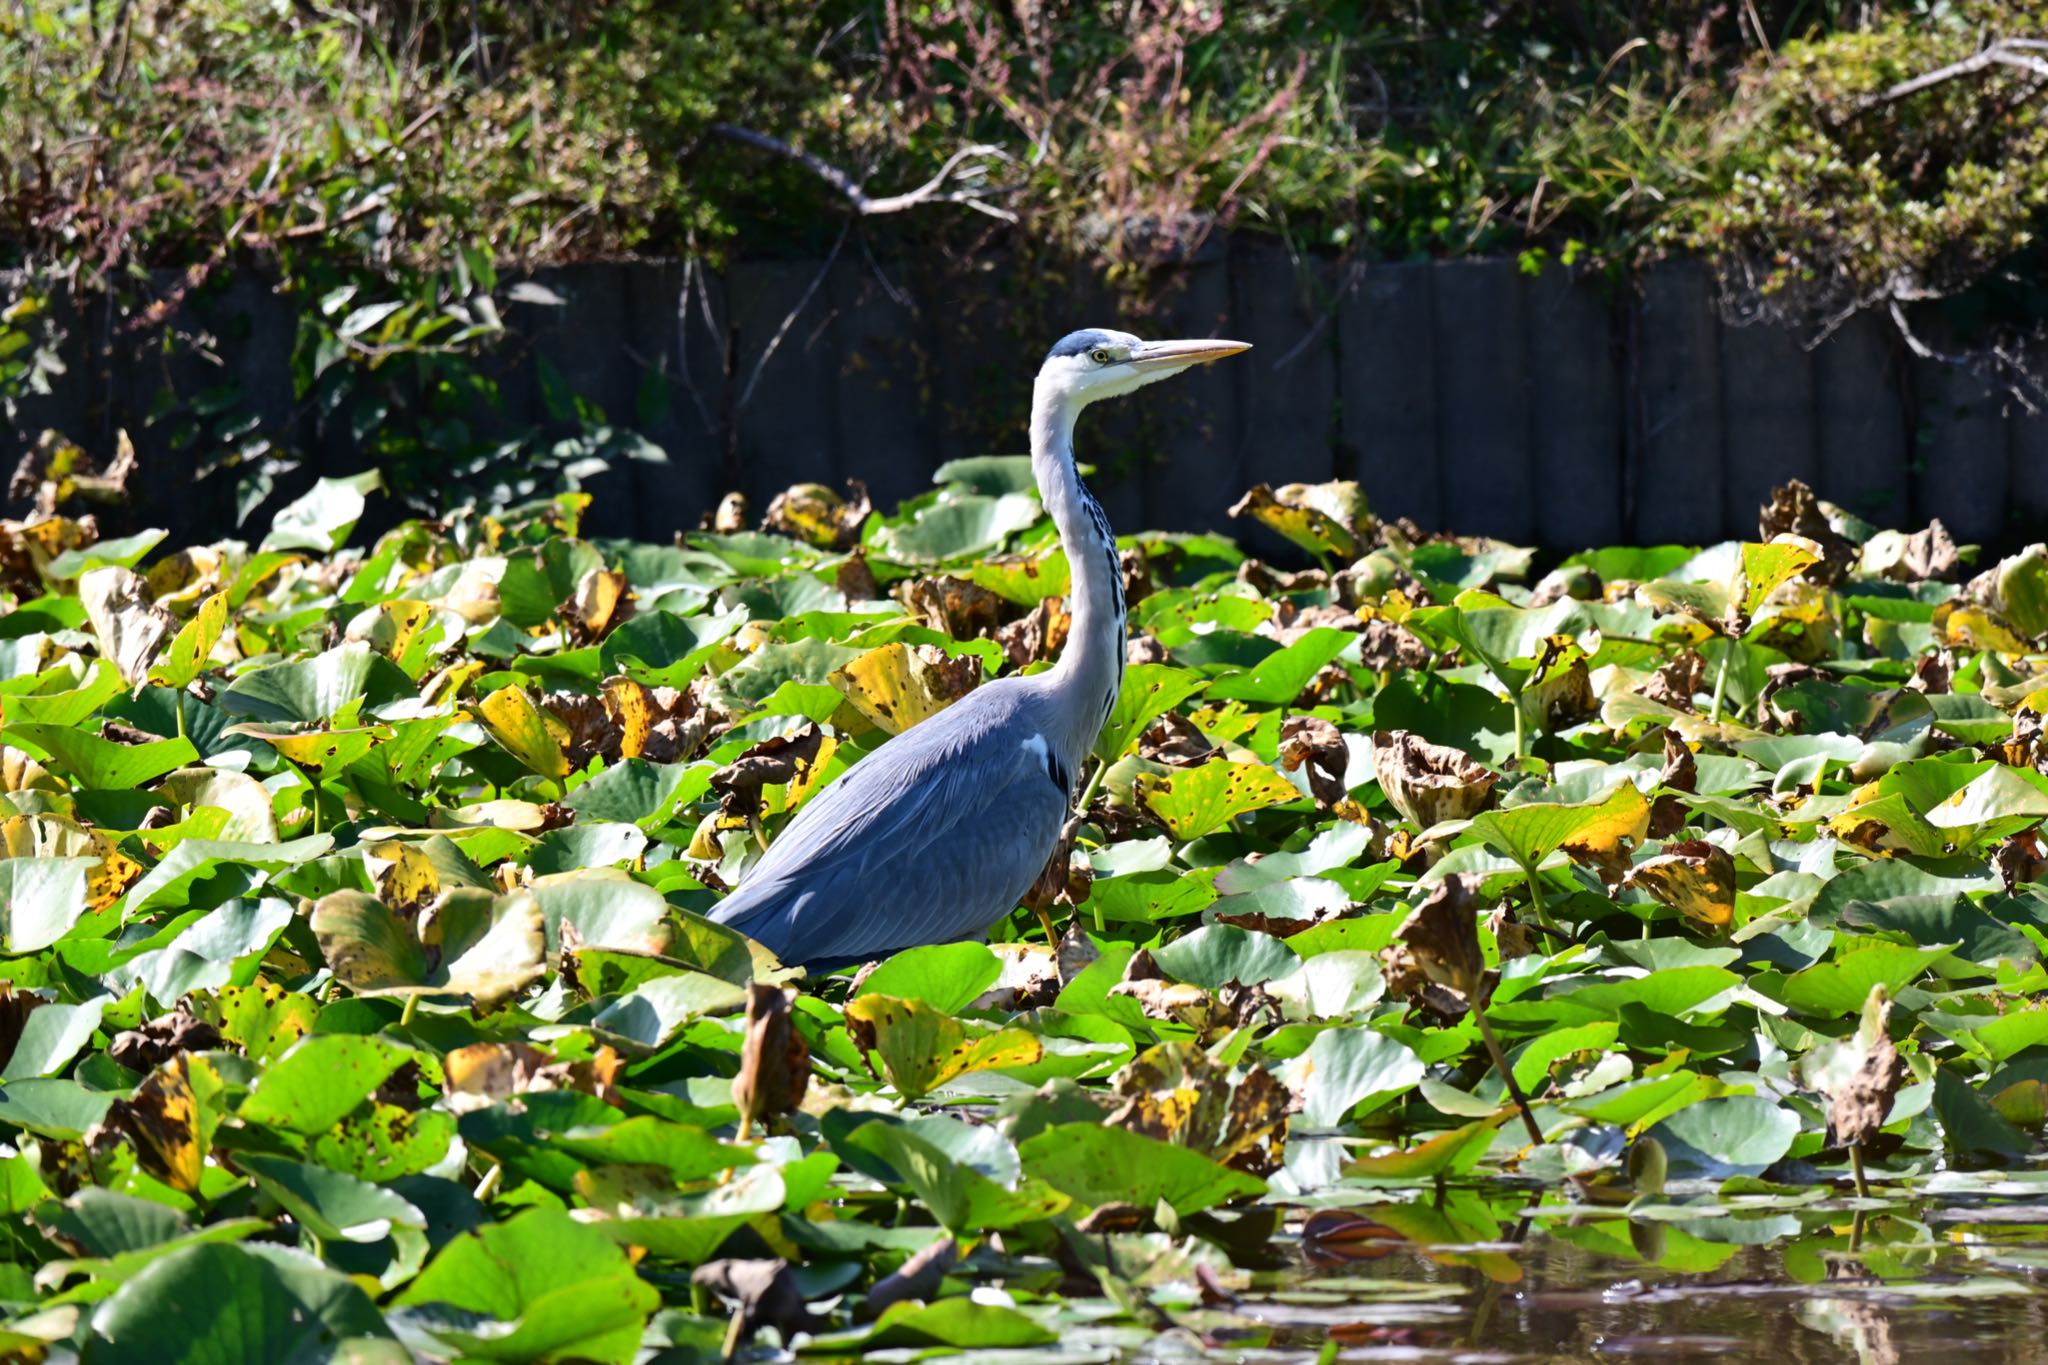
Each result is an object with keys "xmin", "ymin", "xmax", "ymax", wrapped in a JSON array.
[
  {"xmin": 1472, "ymin": 1003, "xmax": 1544, "ymax": 1147},
  {"xmin": 1849, "ymin": 1143, "xmax": 1869, "ymax": 1200},
  {"xmin": 1708, "ymin": 640, "xmax": 1732, "ymax": 725},
  {"xmin": 398, "ymin": 992, "xmax": 420, "ymax": 1029}
]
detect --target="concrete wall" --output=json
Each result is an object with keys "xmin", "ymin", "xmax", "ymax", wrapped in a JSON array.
[{"xmin": 10, "ymin": 246, "xmax": 2046, "ymax": 553}]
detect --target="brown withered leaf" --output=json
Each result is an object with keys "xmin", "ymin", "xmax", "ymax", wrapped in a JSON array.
[
  {"xmin": 1213, "ymin": 908, "xmax": 1325, "ymax": 938},
  {"xmin": 693, "ymin": 1258, "xmax": 819, "ymax": 1344},
  {"xmin": 1625, "ymin": 839, "xmax": 1736, "ymax": 931},
  {"xmin": 1391, "ymin": 875, "xmax": 1485, "ymax": 1001},
  {"xmin": 1377, "ymin": 943, "xmax": 1471, "ymax": 1021},
  {"xmin": 1867, "ymin": 517, "xmax": 1960, "ymax": 582},
  {"xmin": 0, "ymin": 987, "xmax": 43, "ymax": 1064},
  {"xmin": 12, "ymin": 429, "xmax": 137, "ymax": 520},
  {"xmin": 1125, "ymin": 633, "xmax": 1169, "ymax": 665},
  {"xmin": 732, "ymin": 983, "xmax": 810, "ymax": 1139},
  {"xmin": 995, "ymin": 596, "xmax": 1073, "ymax": 669},
  {"xmin": 835, "ymin": 548, "xmax": 881, "ymax": 602},
  {"xmin": 1526, "ymin": 637, "xmax": 1598, "ymax": 730},
  {"xmin": 602, "ymin": 674, "xmax": 710, "ymax": 763},
  {"xmin": 1642, "ymin": 648, "xmax": 1707, "ymax": 711},
  {"xmin": 1279, "ymin": 715, "xmax": 1349, "ymax": 809},
  {"xmin": 1265, "ymin": 600, "xmax": 1362, "ymax": 647},
  {"xmin": 1908, "ymin": 650, "xmax": 1953, "ymax": 695},
  {"xmin": 1371, "ymin": 731, "xmax": 1497, "ymax": 829},
  {"xmin": 1825, "ymin": 988, "xmax": 1908, "ymax": 1150},
  {"xmin": 443, "ymin": 1040, "xmax": 621, "ymax": 1113},
  {"xmin": 1139, "ymin": 712, "xmax": 1216, "ymax": 768},
  {"xmin": 972, "ymin": 944, "xmax": 1063, "ymax": 1011},
  {"xmin": 899, "ymin": 574, "xmax": 1010, "ymax": 640},
  {"xmin": 1110, "ymin": 950, "xmax": 1279, "ymax": 1036},
  {"xmin": 543, "ymin": 690, "xmax": 621, "ymax": 767},
  {"xmin": 1119, "ymin": 548, "xmax": 1155, "ymax": 610},
  {"xmin": 1486, "ymin": 907, "xmax": 1541, "ymax": 962},
  {"xmin": 1056, "ymin": 924, "xmax": 1101, "ymax": 986},
  {"xmin": 1995, "ymin": 828, "xmax": 2048, "ymax": 893},
  {"xmin": 108, "ymin": 1006, "xmax": 224, "ymax": 1074},
  {"xmin": 1106, "ymin": 1041, "xmax": 1292, "ymax": 1177},
  {"xmin": 90, "ymin": 1055, "xmax": 204, "ymax": 1194},
  {"xmin": 1759, "ymin": 479, "xmax": 1856, "ymax": 583},
  {"xmin": 709, "ymin": 724, "xmax": 829, "ymax": 829},
  {"xmin": 1649, "ymin": 730, "xmax": 1699, "ymax": 839},
  {"xmin": 1356, "ymin": 618, "xmax": 1433, "ymax": 672},
  {"xmin": 1023, "ymin": 836, "xmax": 1091, "ymax": 915}
]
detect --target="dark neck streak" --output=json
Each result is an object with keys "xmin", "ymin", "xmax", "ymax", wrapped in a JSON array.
[{"xmin": 1030, "ymin": 383, "xmax": 1128, "ymax": 777}]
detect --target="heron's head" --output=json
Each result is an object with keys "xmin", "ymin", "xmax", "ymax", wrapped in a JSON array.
[{"xmin": 1035, "ymin": 328, "xmax": 1250, "ymax": 409}]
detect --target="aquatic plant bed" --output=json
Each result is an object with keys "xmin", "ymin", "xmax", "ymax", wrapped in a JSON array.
[{"xmin": 0, "ymin": 466, "xmax": 2044, "ymax": 1359}]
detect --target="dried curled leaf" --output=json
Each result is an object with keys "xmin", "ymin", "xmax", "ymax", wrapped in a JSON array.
[
  {"xmin": 1391, "ymin": 875, "xmax": 1485, "ymax": 1001},
  {"xmin": 1279, "ymin": 714, "xmax": 1350, "ymax": 810},
  {"xmin": 1371, "ymin": 731, "xmax": 1497, "ymax": 829},
  {"xmin": 710, "ymin": 724, "xmax": 834, "ymax": 831},
  {"xmin": 995, "ymin": 596, "xmax": 1073, "ymax": 669},
  {"xmin": 1814, "ymin": 986, "xmax": 1908, "ymax": 1151},
  {"xmin": 1758, "ymin": 479, "xmax": 1856, "ymax": 583},
  {"xmin": 79, "ymin": 566, "xmax": 174, "ymax": 687},
  {"xmin": 899, "ymin": 573, "xmax": 1010, "ymax": 640}
]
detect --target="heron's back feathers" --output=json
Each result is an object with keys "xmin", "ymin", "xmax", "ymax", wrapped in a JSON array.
[{"xmin": 708, "ymin": 681, "xmax": 1069, "ymax": 967}]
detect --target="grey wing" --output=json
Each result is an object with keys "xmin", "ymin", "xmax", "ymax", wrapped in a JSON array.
[{"xmin": 708, "ymin": 697, "xmax": 1068, "ymax": 965}]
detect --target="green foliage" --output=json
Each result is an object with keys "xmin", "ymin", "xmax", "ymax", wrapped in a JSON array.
[
  {"xmin": 1684, "ymin": 0, "xmax": 2048, "ymax": 343},
  {"xmin": 9, "ymin": 329, "xmax": 2048, "ymax": 1344}
]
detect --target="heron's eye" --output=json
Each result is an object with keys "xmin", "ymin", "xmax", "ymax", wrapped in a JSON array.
[{"xmin": 1089, "ymin": 347, "xmax": 1113, "ymax": 365}]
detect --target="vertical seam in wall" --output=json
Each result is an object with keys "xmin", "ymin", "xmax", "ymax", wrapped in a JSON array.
[
  {"xmin": 1424, "ymin": 263, "xmax": 1444, "ymax": 531},
  {"xmin": 1621, "ymin": 269, "xmax": 1645, "ymax": 543}
]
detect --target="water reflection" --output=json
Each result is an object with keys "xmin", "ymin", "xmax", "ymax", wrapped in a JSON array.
[{"xmin": 1203, "ymin": 1185, "xmax": 2048, "ymax": 1362}]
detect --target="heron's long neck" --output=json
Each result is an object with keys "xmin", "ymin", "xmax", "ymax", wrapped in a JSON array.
[{"xmin": 1031, "ymin": 384, "xmax": 1126, "ymax": 769}]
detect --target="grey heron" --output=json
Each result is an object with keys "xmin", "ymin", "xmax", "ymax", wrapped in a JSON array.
[{"xmin": 709, "ymin": 329, "xmax": 1250, "ymax": 969}]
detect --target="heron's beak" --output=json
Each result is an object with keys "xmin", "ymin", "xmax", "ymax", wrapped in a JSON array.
[{"xmin": 1128, "ymin": 338, "xmax": 1252, "ymax": 371}]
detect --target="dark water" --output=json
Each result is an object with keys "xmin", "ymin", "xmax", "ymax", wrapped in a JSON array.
[{"xmin": 1123, "ymin": 1185, "xmax": 2048, "ymax": 1364}]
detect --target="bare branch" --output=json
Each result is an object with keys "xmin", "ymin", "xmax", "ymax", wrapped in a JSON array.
[
  {"xmin": 1863, "ymin": 37, "xmax": 2048, "ymax": 104},
  {"xmin": 736, "ymin": 222, "xmax": 849, "ymax": 411},
  {"xmin": 709, "ymin": 124, "xmax": 1018, "ymax": 223}
]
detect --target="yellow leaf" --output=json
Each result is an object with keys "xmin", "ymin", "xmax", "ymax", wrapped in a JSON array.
[
  {"xmin": 225, "ymin": 725, "xmax": 382, "ymax": 774},
  {"xmin": 365, "ymin": 840, "xmax": 440, "ymax": 914},
  {"xmin": 829, "ymin": 642, "xmax": 981, "ymax": 736},
  {"xmin": 1942, "ymin": 605, "xmax": 2031, "ymax": 655},
  {"xmin": 1134, "ymin": 760, "xmax": 1303, "ymax": 842},
  {"xmin": 148, "ymin": 590, "xmax": 229, "ymax": 690},
  {"xmin": 348, "ymin": 600, "xmax": 436, "ymax": 672},
  {"xmin": 1625, "ymin": 839, "xmax": 1736, "ymax": 931},
  {"xmin": 843, "ymin": 994, "xmax": 1042, "ymax": 1101},
  {"xmin": 604, "ymin": 676, "xmax": 655, "ymax": 759},
  {"xmin": 110, "ymin": 1055, "xmax": 204, "ymax": 1194},
  {"xmin": 477, "ymin": 685, "xmax": 570, "ymax": 780}
]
